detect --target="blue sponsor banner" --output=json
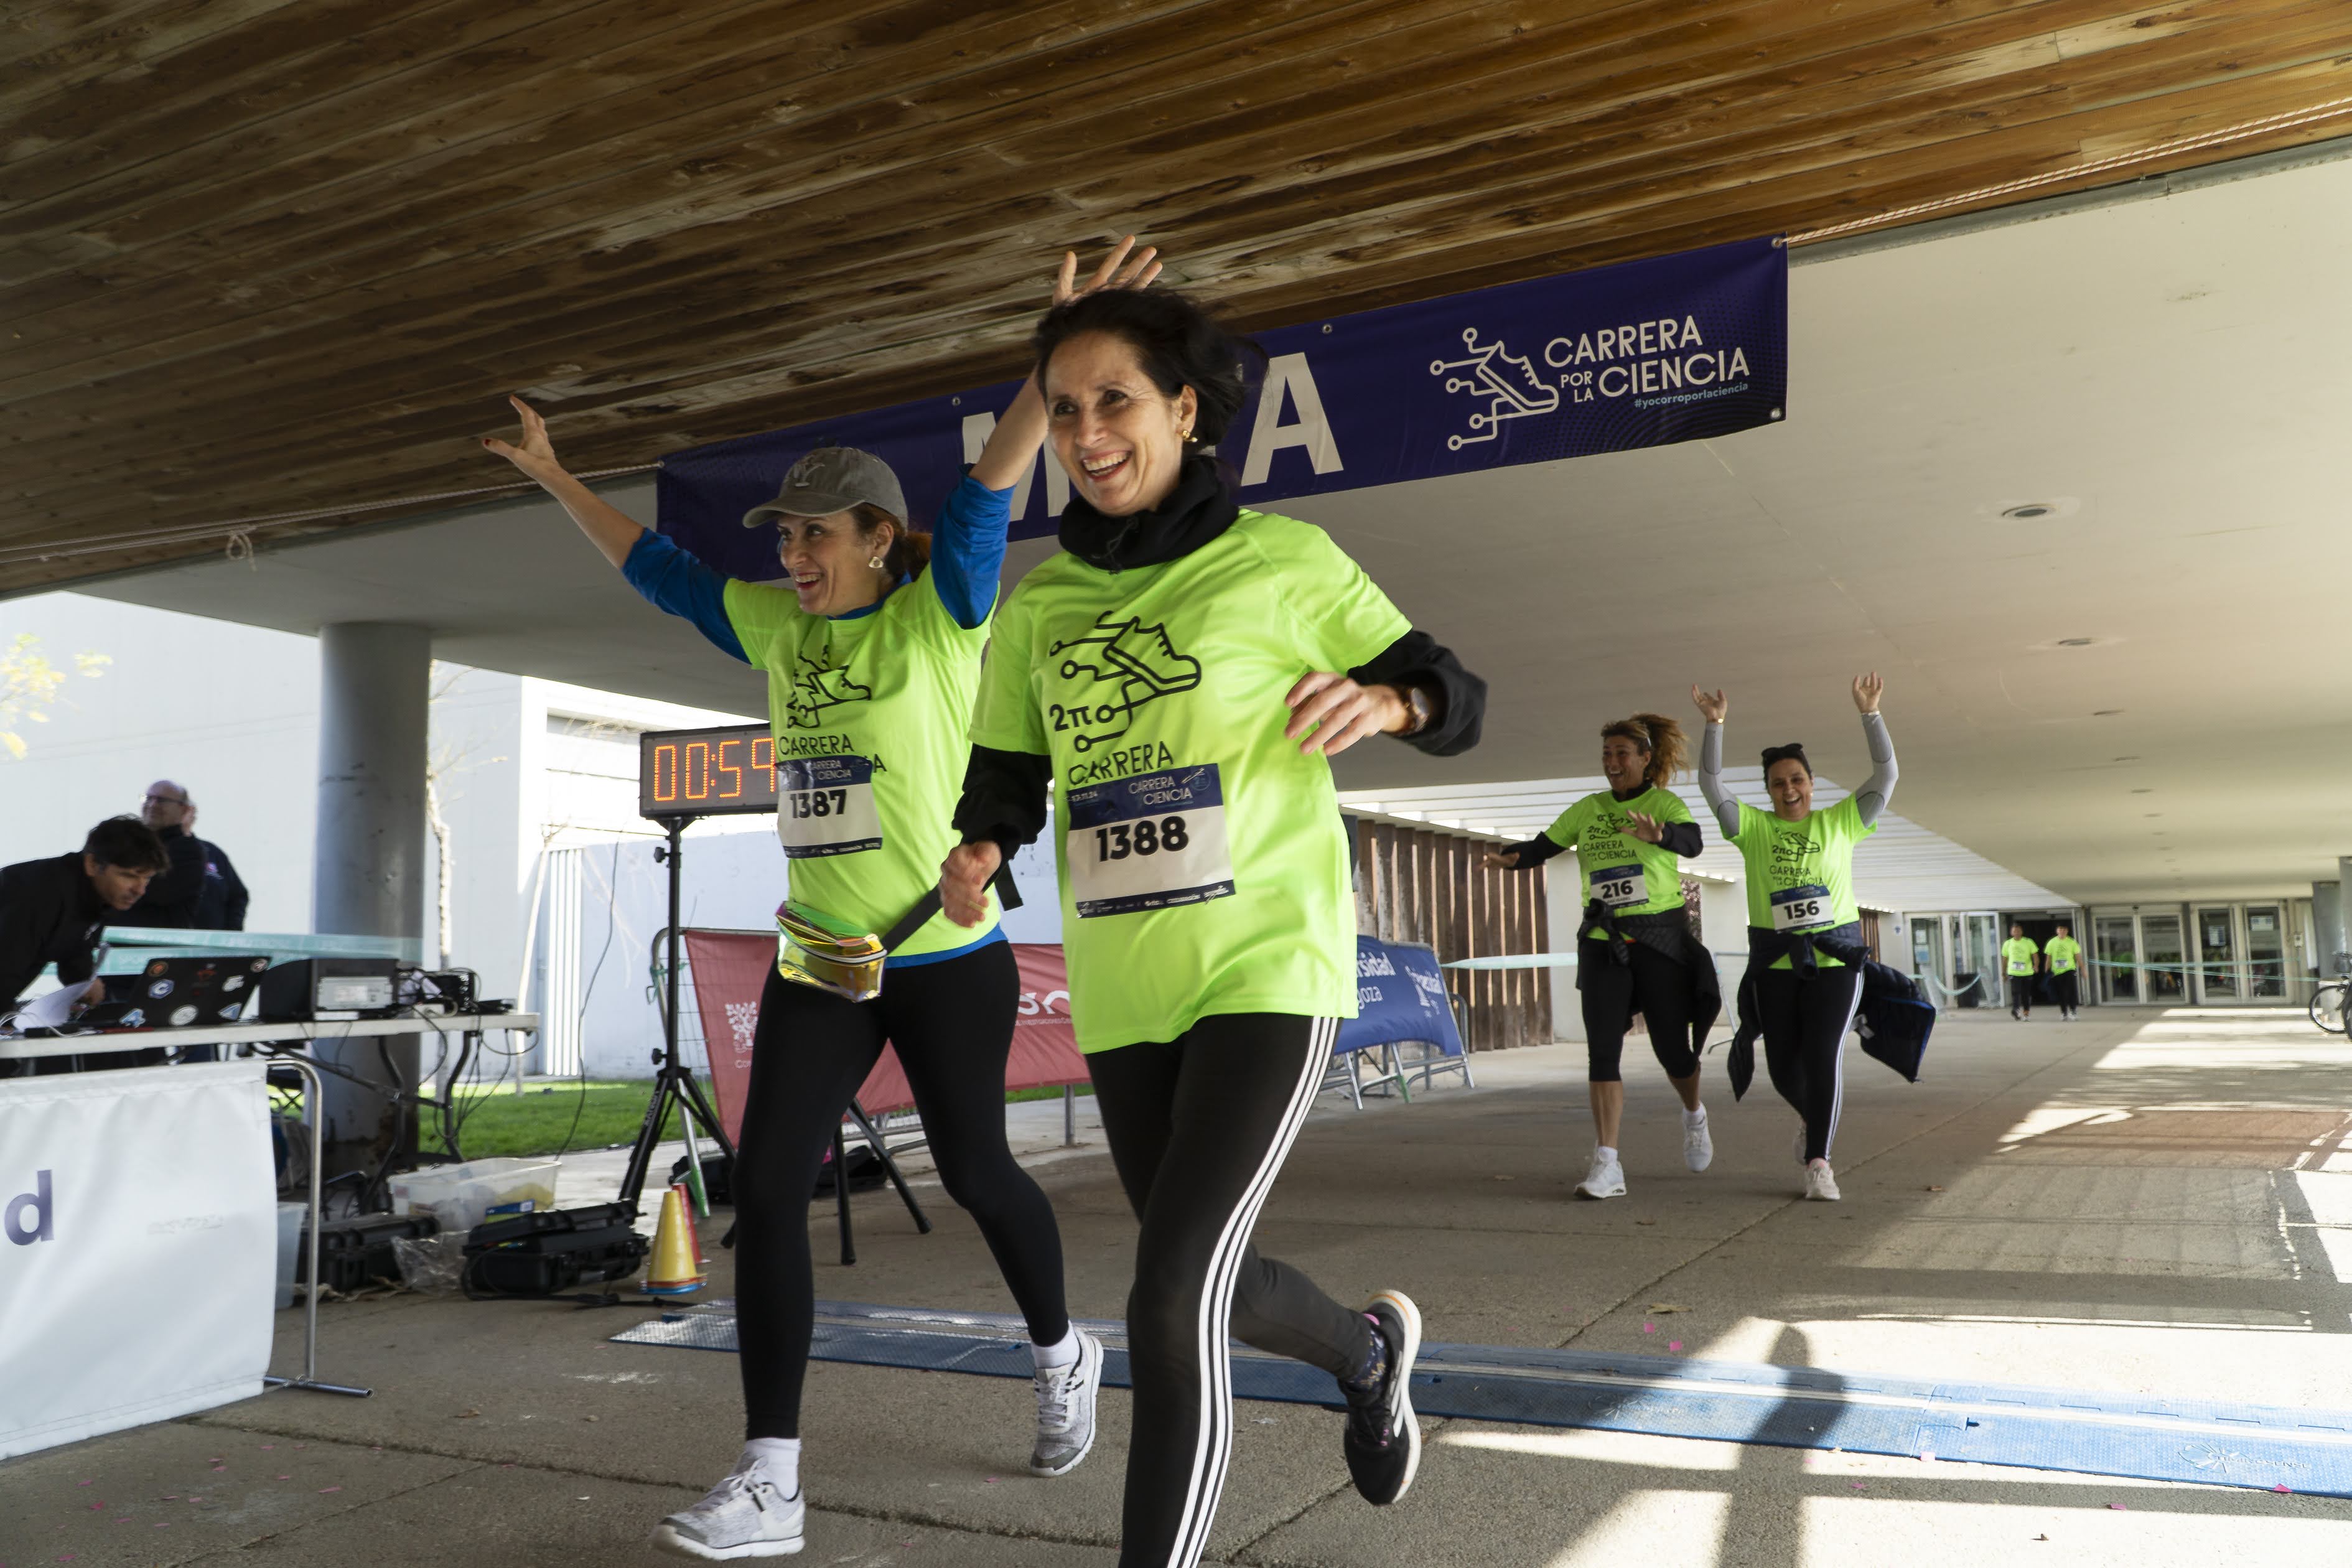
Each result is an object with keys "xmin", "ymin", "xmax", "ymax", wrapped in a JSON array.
[
  {"xmin": 1339, "ymin": 937, "xmax": 1465, "ymax": 1060},
  {"xmin": 656, "ymin": 237, "xmax": 1786, "ymax": 581}
]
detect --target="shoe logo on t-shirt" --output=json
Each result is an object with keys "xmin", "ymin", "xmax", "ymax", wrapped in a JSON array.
[
  {"xmin": 1047, "ymin": 613, "xmax": 1202, "ymax": 752},
  {"xmin": 785, "ymin": 650, "xmax": 874, "ymax": 730}
]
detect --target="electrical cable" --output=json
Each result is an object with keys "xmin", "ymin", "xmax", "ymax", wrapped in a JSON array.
[{"xmin": 552, "ymin": 840, "xmax": 625, "ymax": 1161}]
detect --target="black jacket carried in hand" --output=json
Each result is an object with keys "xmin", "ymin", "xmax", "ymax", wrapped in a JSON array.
[
  {"xmin": 116, "ymin": 823, "xmax": 207, "ymax": 929},
  {"xmin": 0, "ymin": 852, "xmax": 109, "ymax": 1008}
]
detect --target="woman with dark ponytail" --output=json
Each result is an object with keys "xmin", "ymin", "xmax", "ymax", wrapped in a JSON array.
[
  {"xmin": 941, "ymin": 275, "xmax": 1486, "ymax": 1567},
  {"xmin": 1486, "ymin": 712, "xmax": 1719, "ymax": 1200}
]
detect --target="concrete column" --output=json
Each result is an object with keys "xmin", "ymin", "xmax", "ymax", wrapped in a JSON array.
[
  {"xmin": 2321, "ymin": 869, "xmax": 2352, "ymax": 974},
  {"xmin": 312, "ymin": 623, "xmax": 430, "ymax": 1182}
]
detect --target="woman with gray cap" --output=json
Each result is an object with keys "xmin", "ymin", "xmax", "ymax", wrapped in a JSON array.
[{"xmin": 483, "ymin": 239, "xmax": 1159, "ymax": 1561}]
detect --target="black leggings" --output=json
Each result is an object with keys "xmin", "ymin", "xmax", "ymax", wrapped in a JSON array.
[
  {"xmin": 2051, "ymin": 971, "xmax": 2079, "ymax": 1011},
  {"xmin": 1579, "ymin": 936, "xmax": 1699, "ymax": 1083},
  {"xmin": 731, "ymin": 941, "xmax": 1069, "ymax": 1440},
  {"xmin": 2008, "ymin": 975, "xmax": 2035, "ymax": 1014},
  {"xmin": 1088, "ymin": 1014, "xmax": 1375, "ymax": 1568},
  {"xmin": 1755, "ymin": 965, "xmax": 1861, "ymax": 1164}
]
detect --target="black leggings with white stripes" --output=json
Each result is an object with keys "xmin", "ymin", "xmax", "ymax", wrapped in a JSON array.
[
  {"xmin": 1755, "ymin": 964, "xmax": 1862, "ymax": 1164},
  {"xmin": 1088, "ymin": 1014, "xmax": 1376, "ymax": 1568}
]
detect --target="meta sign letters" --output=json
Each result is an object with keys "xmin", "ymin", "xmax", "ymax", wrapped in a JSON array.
[{"xmin": 655, "ymin": 237, "xmax": 1786, "ymax": 579}]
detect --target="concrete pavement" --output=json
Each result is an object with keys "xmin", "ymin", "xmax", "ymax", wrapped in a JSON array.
[{"xmin": 9, "ymin": 1006, "xmax": 2352, "ymax": 1565}]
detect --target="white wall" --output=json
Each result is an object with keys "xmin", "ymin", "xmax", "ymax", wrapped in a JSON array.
[{"xmin": 0, "ymin": 592, "xmax": 320, "ymax": 931}]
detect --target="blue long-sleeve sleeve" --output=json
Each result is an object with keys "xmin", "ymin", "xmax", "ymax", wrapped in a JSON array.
[
  {"xmin": 928, "ymin": 474, "xmax": 1014, "ymax": 630},
  {"xmin": 621, "ymin": 530, "xmax": 748, "ymax": 663}
]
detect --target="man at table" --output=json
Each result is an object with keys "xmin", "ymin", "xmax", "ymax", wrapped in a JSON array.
[{"xmin": 1, "ymin": 816, "xmax": 172, "ymax": 1076}]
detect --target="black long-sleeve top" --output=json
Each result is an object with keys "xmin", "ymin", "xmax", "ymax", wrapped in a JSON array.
[{"xmin": 0, "ymin": 853, "xmax": 108, "ymax": 1008}]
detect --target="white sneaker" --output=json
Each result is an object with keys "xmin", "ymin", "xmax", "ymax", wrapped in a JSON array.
[
  {"xmin": 1682, "ymin": 1114, "xmax": 1714, "ymax": 1173},
  {"xmin": 1030, "ymin": 1327, "xmax": 1104, "ymax": 1477},
  {"xmin": 1575, "ymin": 1150, "xmax": 1626, "ymax": 1199},
  {"xmin": 1804, "ymin": 1162, "xmax": 1841, "ymax": 1202},
  {"xmin": 650, "ymin": 1466, "xmax": 805, "ymax": 1559}
]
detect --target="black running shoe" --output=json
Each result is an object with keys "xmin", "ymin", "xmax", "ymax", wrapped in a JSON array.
[{"xmin": 1340, "ymin": 1290, "xmax": 1422, "ymax": 1506}]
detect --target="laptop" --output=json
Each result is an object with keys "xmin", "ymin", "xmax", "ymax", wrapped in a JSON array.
[{"xmin": 75, "ymin": 954, "xmax": 274, "ymax": 1032}]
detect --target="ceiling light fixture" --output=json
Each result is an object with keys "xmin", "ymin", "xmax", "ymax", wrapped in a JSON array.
[
  {"xmin": 2056, "ymin": 637, "xmax": 2096, "ymax": 646},
  {"xmin": 2002, "ymin": 503, "xmax": 2056, "ymax": 520},
  {"xmin": 2093, "ymin": 709, "xmax": 2124, "ymax": 717}
]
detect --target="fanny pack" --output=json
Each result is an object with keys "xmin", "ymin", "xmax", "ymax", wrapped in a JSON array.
[{"xmin": 776, "ymin": 861, "xmax": 1023, "ymax": 1003}]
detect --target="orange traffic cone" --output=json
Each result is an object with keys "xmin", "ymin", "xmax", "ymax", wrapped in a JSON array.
[
  {"xmin": 670, "ymin": 1180, "xmax": 707, "ymax": 1266},
  {"xmin": 645, "ymin": 1186, "xmax": 706, "ymax": 1296}
]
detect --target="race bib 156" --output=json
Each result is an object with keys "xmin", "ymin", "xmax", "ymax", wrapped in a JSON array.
[
  {"xmin": 1066, "ymin": 765, "xmax": 1236, "ymax": 918},
  {"xmin": 775, "ymin": 756, "xmax": 883, "ymax": 859},
  {"xmin": 1768, "ymin": 882, "xmax": 1832, "ymax": 932}
]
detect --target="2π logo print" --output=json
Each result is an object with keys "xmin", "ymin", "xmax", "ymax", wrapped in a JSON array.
[{"xmin": 1048, "ymin": 613, "xmax": 1202, "ymax": 752}]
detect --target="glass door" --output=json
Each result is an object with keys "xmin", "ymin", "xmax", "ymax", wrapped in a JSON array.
[
  {"xmin": 1911, "ymin": 917, "xmax": 1946, "ymax": 990},
  {"xmin": 2193, "ymin": 907, "xmax": 2239, "ymax": 1002},
  {"xmin": 2244, "ymin": 905, "xmax": 2285, "ymax": 999},
  {"xmin": 1965, "ymin": 913, "xmax": 2000, "ymax": 1008},
  {"xmin": 2094, "ymin": 915, "xmax": 2139, "ymax": 1003},
  {"xmin": 2142, "ymin": 913, "xmax": 2188, "ymax": 1002}
]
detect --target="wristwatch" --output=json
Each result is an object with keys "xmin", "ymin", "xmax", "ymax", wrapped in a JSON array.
[{"xmin": 1399, "ymin": 683, "xmax": 1435, "ymax": 737}]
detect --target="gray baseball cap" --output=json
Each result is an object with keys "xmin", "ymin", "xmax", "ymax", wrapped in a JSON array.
[{"xmin": 740, "ymin": 445, "xmax": 907, "ymax": 528}]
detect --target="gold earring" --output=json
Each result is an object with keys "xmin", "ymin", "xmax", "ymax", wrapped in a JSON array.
[{"xmin": 869, "ymin": 554, "xmax": 885, "ymax": 569}]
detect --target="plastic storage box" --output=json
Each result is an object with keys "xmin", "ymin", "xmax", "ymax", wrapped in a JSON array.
[{"xmin": 387, "ymin": 1157, "xmax": 559, "ymax": 1234}]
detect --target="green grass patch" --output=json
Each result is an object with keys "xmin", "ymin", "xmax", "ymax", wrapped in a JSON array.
[{"xmin": 442, "ymin": 1078, "xmax": 1091, "ymax": 1159}]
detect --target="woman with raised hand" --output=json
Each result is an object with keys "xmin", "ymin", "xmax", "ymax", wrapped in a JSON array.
[
  {"xmin": 483, "ymin": 239, "xmax": 1160, "ymax": 1562},
  {"xmin": 1485, "ymin": 712, "xmax": 1716, "ymax": 1200},
  {"xmin": 1691, "ymin": 675, "xmax": 1897, "ymax": 1202},
  {"xmin": 938, "ymin": 285, "xmax": 1485, "ymax": 1568}
]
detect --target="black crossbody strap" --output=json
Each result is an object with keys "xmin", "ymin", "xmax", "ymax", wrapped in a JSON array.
[{"xmin": 879, "ymin": 859, "xmax": 1022, "ymax": 954}]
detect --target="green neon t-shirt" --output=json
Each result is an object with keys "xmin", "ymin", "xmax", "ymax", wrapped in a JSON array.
[
  {"xmin": 1542, "ymin": 787, "xmax": 1693, "ymax": 936},
  {"xmin": 2046, "ymin": 935, "xmax": 2081, "ymax": 974},
  {"xmin": 1730, "ymin": 795, "xmax": 1875, "ymax": 969},
  {"xmin": 724, "ymin": 570, "xmax": 998, "ymax": 956},
  {"xmin": 969, "ymin": 510, "xmax": 1411, "ymax": 1053},
  {"xmin": 2002, "ymin": 936, "xmax": 2040, "ymax": 976}
]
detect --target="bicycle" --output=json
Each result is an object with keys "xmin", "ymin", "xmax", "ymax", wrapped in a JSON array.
[{"xmin": 2312, "ymin": 961, "xmax": 2350, "ymax": 1035}]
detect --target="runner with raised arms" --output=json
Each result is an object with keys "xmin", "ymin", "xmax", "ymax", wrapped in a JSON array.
[
  {"xmin": 1692, "ymin": 675, "xmax": 1898, "ymax": 1203},
  {"xmin": 482, "ymin": 240, "xmax": 1161, "ymax": 1561},
  {"xmin": 940, "ymin": 283, "xmax": 1486, "ymax": 1568},
  {"xmin": 1485, "ymin": 712, "xmax": 1719, "ymax": 1199}
]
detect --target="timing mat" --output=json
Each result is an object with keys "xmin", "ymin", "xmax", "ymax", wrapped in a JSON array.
[{"xmin": 612, "ymin": 1298, "xmax": 2352, "ymax": 1497}]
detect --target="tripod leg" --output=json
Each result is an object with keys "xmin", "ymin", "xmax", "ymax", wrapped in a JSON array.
[
  {"xmin": 845, "ymin": 1099, "xmax": 931, "ymax": 1235},
  {"xmin": 833, "ymin": 1126, "xmax": 855, "ymax": 1267},
  {"xmin": 678, "ymin": 1070, "xmax": 737, "ymax": 1163}
]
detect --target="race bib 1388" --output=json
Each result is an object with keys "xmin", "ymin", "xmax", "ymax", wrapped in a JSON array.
[{"xmin": 1065, "ymin": 765, "xmax": 1236, "ymax": 918}]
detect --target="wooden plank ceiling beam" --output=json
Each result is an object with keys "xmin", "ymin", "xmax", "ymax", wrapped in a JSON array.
[{"xmin": 2, "ymin": 0, "xmax": 2347, "ymax": 589}]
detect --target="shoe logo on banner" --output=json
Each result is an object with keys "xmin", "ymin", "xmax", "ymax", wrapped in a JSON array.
[
  {"xmin": 1048, "ymin": 614, "xmax": 1202, "ymax": 754},
  {"xmin": 1431, "ymin": 327, "xmax": 1561, "ymax": 450}
]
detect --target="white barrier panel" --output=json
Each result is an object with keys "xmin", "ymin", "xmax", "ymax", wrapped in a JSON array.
[{"xmin": 0, "ymin": 1060, "xmax": 276, "ymax": 1460}]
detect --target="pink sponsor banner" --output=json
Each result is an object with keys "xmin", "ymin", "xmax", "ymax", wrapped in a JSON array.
[{"xmin": 681, "ymin": 932, "xmax": 1087, "ymax": 1145}]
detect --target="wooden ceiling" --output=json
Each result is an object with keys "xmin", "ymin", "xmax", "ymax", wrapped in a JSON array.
[{"xmin": 3, "ymin": 0, "xmax": 2348, "ymax": 593}]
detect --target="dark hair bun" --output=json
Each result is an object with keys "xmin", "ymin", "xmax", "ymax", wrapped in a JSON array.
[{"xmin": 1032, "ymin": 290, "xmax": 1262, "ymax": 446}]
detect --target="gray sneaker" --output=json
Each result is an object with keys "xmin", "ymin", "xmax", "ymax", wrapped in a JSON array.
[
  {"xmin": 1030, "ymin": 1326, "xmax": 1105, "ymax": 1477},
  {"xmin": 649, "ymin": 1467, "xmax": 805, "ymax": 1560}
]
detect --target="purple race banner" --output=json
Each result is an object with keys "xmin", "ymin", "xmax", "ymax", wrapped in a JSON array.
[{"xmin": 656, "ymin": 236, "xmax": 1785, "ymax": 581}]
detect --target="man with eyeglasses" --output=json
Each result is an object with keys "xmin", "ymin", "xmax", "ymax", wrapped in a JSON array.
[{"xmin": 116, "ymin": 780, "xmax": 211, "ymax": 929}]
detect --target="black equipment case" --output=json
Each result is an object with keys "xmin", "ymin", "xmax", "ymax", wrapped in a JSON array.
[
  {"xmin": 462, "ymin": 1203, "xmax": 648, "ymax": 1297},
  {"xmin": 301, "ymin": 1212, "xmax": 441, "ymax": 1293}
]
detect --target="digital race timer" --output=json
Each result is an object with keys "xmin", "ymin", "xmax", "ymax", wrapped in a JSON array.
[{"xmin": 638, "ymin": 723, "xmax": 780, "ymax": 818}]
